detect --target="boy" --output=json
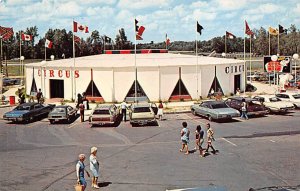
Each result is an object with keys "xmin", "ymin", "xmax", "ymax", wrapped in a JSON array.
[{"xmin": 180, "ymin": 122, "xmax": 190, "ymax": 155}]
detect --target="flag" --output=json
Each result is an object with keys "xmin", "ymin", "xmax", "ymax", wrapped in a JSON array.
[
  {"xmin": 166, "ymin": 34, "xmax": 170, "ymax": 45},
  {"xmin": 21, "ymin": 33, "xmax": 32, "ymax": 41},
  {"xmin": 74, "ymin": 35, "xmax": 81, "ymax": 43},
  {"xmin": 279, "ymin": 24, "xmax": 287, "ymax": 34},
  {"xmin": 226, "ymin": 31, "xmax": 236, "ymax": 39},
  {"xmin": 197, "ymin": 21, "xmax": 203, "ymax": 35},
  {"xmin": 0, "ymin": 26, "xmax": 14, "ymax": 40},
  {"xmin": 105, "ymin": 36, "xmax": 111, "ymax": 43},
  {"xmin": 73, "ymin": 21, "xmax": 89, "ymax": 33},
  {"xmin": 269, "ymin": 27, "xmax": 278, "ymax": 36},
  {"xmin": 245, "ymin": 20, "xmax": 254, "ymax": 36},
  {"xmin": 135, "ymin": 19, "xmax": 145, "ymax": 40},
  {"xmin": 45, "ymin": 39, "xmax": 53, "ymax": 48}
]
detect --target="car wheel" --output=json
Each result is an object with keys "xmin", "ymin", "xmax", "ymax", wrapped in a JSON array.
[
  {"xmin": 208, "ymin": 115, "xmax": 213, "ymax": 121},
  {"xmin": 191, "ymin": 109, "xmax": 197, "ymax": 116}
]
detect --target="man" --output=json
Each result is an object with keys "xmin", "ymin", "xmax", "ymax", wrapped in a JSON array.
[
  {"xmin": 79, "ymin": 103, "xmax": 85, "ymax": 122},
  {"xmin": 180, "ymin": 122, "xmax": 190, "ymax": 155},
  {"xmin": 205, "ymin": 123, "xmax": 217, "ymax": 154},
  {"xmin": 121, "ymin": 100, "xmax": 127, "ymax": 122},
  {"xmin": 36, "ymin": 89, "xmax": 43, "ymax": 103}
]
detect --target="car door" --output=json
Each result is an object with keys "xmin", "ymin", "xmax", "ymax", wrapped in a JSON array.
[{"xmin": 197, "ymin": 103, "xmax": 208, "ymax": 116}]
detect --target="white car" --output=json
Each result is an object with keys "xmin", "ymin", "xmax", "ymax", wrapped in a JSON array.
[
  {"xmin": 275, "ymin": 92, "xmax": 300, "ymax": 108},
  {"xmin": 253, "ymin": 95, "xmax": 295, "ymax": 113}
]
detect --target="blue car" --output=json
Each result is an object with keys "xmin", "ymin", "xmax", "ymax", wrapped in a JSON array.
[{"xmin": 3, "ymin": 102, "xmax": 55, "ymax": 123}]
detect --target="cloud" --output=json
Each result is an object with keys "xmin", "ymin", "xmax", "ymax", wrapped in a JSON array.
[
  {"xmin": 86, "ymin": 6, "xmax": 114, "ymax": 17},
  {"xmin": 214, "ymin": 0, "xmax": 247, "ymax": 10},
  {"xmin": 190, "ymin": 1, "xmax": 209, "ymax": 8},
  {"xmin": 246, "ymin": 3, "xmax": 281, "ymax": 15},
  {"xmin": 118, "ymin": 0, "xmax": 171, "ymax": 9}
]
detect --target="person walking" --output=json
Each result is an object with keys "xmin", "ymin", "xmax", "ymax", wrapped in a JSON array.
[
  {"xmin": 76, "ymin": 154, "xmax": 90, "ymax": 191},
  {"xmin": 36, "ymin": 89, "xmax": 43, "ymax": 103},
  {"xmin": 195, "ymin": 125, "xmax": 205, "ymax": 157},
  {"xmin": 121, "ymin": 100, "xmax": 127, "ymax": 122},
  {"xmin": 240, "ymin": 98, "xmax": 248, "ymax": 120},
  {"xmin": 157, "ymin": 100, "xmax": 164, "ymax": 121},
  {"xmin": 79, "ymin": 102, "xmax": 85, "ymax": 122},
  {"xmin": 90, "ymin": 147, "xmax": 100, "ymax": 189},
  {"xmin": 205, "ymin": 123, "xmax": 217, "ymax": 154},
  {"xmin": 76, "ymin": 93, "xmax": 83, "ymax": 108},
  {"xmin": 180, "ymin": 122, "xmax": 190, "ymax": 155}
]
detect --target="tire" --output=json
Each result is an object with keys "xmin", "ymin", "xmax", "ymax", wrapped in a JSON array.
[
  {"xmin": 191, "ymin": 109, "xmax": 197, "ymax": 116},
  {"xmin": 208, "ymin": 115, "xmax": 213, "ymax": 121}
]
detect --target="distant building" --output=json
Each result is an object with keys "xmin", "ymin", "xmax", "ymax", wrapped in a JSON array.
[{"xmin": 25, "ymin": 50, "xmax": 245, "ymax": 102}]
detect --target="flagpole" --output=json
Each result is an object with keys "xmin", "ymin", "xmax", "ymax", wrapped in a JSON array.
[
  {"xmin": 166, "ymin": 34, "xmax": 167, "ymax": 50},
  {"xmin": 196, "ymin": 21, "xmax": 199, "ymax": 101},
  {"xmin": 268, "ymin": 30, "xmax": 270, "ymax": 55},
  {"xmin": 243, "ymin": 21, "xmax": 247, "ymax": 93},
  {"xmin": 104, "ymin": 36, "xmax": 106, "ymax": 52},
  {"xmin": 0, "ymin": 37, "xmax": 2, "ymax": 77},
  {"xmin": 45, "ymin": 41, "xmax": 46, "ymax": 61},
  {"xmin": 225, "ymin": 32, "xmax": 227, "ymax": 54},
  {"xmin": 250, "ymin": 35, "xmax": 252, "ymax": 84},
  {"xmin": 134, "ymin": 18, "xmax": 137, "ymax": 103},
  {"xmin": 19, "ymin": 31, "xmax": 22, "ymax": 78},
  {"xmin": 72, "ymin": 19, "xmax": 75, "ymax": 101},
  {"xmin": 277, "ymin": 25, "xmax": 280, "ymax": 55}
]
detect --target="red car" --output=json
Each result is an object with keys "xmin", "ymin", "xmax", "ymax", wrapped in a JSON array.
[{"xmin": 224, "ymin": 97, "xmax": 268, "ymax": 116}]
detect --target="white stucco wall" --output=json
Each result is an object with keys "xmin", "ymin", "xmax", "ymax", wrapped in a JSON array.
[
  {"xmin": 160, "ymin": 66, "xmax": 179, "ymax": 101},
  {"xmin": 114, "ymin": 67, "xmax": 135, "ymax": 102},
  {"xmin": 137, "ymin": 67, "xmax": 159, "ymax": 102}
]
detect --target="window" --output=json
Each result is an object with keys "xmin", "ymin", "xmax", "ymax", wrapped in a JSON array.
[
  {"xmin": 292, "ymin": 94, "xmax": 300, "ymax": 99},
  {"xmin": 133, "ymin": 107, "xmax": 151, "ymax": 113},
  {"xmin": 93, "ymin": 110, "xmax": 110, "ymax": 115}
]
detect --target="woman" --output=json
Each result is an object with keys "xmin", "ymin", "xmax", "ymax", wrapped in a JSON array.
[
  {"xmin": 157, "ymin": 101, "xmax": 164, "ymax": 121},
  {"xmin": 195, "ymin": 125, "xmax": 205, "ymax": 157},
  {"xmin": 90, "ymin": 147, "xmax": 100, "ymax": 189},
  {"xmin": 76, "ymin": 154, "xmax": 90, "ymax": 191}
]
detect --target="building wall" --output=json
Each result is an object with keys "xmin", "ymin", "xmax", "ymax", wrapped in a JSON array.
[
  {"xmin": 160, "ymin": 66, "xmax": 179, "ymax": 101},
  {"xmin": 114, "ymin": 67, "xmax": 135, "ymax": 102}
]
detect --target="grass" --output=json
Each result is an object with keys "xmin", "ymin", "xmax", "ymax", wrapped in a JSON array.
[{"xmin": 2, "ymin": 59, "xmax": 42, "ymax": 77}]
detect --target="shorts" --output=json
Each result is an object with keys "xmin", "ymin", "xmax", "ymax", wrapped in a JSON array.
[
  {"xmin": 79, "ymin": 177, "xmax": 87, "ymax": 187},
  {"xmin": 181, "ymin": 139, "xmax": 189, "ymax": 144}
]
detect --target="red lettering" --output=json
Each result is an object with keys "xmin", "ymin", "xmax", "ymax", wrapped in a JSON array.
[
  {"xmin": 65, "ymin": 70, "xmax": 70, "ymax": 78},
  {"xmin": 74, "ymin": 70, "xmax": 79, "ymax": 78},
  {"xmin": 49, "ymin": 70, "xmax": 54, "ymax": 77},
  {"xmin": 43, "ymin": 69, "xmax": 46, "ymax": 77},
  {"xmin": 58, "ymin": 70, "xmax": 63, "ymax": 77},
  {"xmin": 38, "ymin": 69, "xmax": 41, "ymax": 76}
]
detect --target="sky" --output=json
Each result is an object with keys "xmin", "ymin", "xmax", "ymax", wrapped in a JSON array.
[{"xmin": 0, "ymin": 0, "xmax": 299, "ymax": 43}]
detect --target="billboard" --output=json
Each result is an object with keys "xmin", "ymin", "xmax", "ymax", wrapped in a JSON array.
[{"xmin": 264, "ymin": 56, "xmax": 291, "ymax": 73}]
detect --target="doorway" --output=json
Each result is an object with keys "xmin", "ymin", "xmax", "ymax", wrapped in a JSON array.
[
  {"xmin": 234, "ymin": 74, "xmax": 241, "ymax": 93},
  {"xmin": 50, "ymin": 79, "xmax": 64, "ymax": 98}
]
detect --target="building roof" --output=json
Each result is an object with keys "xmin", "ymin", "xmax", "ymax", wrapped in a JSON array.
[{"xmin": 26, "ymin": 53, "xmax": 244, "ymax": 69}]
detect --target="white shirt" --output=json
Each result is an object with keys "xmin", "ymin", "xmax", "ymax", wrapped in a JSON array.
[{"xmin": 121, "ymin": 102, "xmax": 127, "ymax": 109}]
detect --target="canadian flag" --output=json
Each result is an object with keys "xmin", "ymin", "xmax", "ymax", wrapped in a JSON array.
[
  {"xmin": 21, "ymin": 33, "xmax": 32, "ymax": 41},
  {"xmin": 45, "ymin": 39, "xmax": 53, "ymax": 48},
  {"xmin": 73, "ymin": 21, "xmax": 89, "ymax": 33}
]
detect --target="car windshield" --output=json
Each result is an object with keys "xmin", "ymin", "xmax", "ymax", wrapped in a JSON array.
[
  {"xmin": 93, "ymin": 110, "xmax": 110, "ymax": 115},
  {"xmin": 292, "ymin": 94, "xmax": 300, "ymax": 99},
  {"xmin": 269, "ymin": 97, "xmax": 280, "ymax": 102},
  {"xmin": 15, "ymin": 105, "xmax": 31, "ymax": 110},
  {"xmin": 133, "ymin": 107, "xmax": 151, "ymax": 113},
  {"xmin": 210, "ymin": 103, "xmax": 229, "ymax": 109},
  {"xmin": 52, "ymin": 108, "xmax": 66, "ymax": 113}
]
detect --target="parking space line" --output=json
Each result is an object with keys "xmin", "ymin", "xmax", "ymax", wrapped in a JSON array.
[
  {"xmin": 68, "ymin": 123, "xmax": 78, "ymax": 129},
  {"xmin": 270, "ymin": 139, "xmax": 276, "ymax": 143},
  {"xmin": 221, "ymin": 137, "xmax": 237, "ymax": 147},
  {"xmin": 183, "ymin": 113, "xmax": 206, "ymax": 125}
]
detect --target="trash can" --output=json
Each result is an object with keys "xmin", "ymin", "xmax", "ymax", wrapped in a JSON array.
[{"xmin": 9, "ymin": 96, "xmax": 15, "ymax": 105}]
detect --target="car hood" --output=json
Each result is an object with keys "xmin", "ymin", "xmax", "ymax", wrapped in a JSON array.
[
  {"xmin": 265, "ymin": 101, "xmax": 294, "ymax": 108},
  {"xmin": 4, "ymin": 110, "xmax": 29, "ymax": 117}
]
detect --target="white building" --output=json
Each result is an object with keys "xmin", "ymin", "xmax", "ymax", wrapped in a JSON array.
[{"xmin": 25, "ymin": 51, "xmax": 245, "ymax": 102}]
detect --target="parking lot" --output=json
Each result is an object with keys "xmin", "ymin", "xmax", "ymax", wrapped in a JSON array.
[{"xmin": 0, "ymin": 109, "xmax": 300, "ymax": 191}]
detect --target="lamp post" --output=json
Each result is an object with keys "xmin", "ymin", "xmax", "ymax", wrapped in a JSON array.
[
  {"xmin": 271, "ymin": 55, "xmax": 278, "ymax": 86},
  {"xmin": 50, "ymin": 55, "xmax": 54, "ymax": 61},
  {"xmin": 20, "ymin": 56, "xmax": 25, "ymax": 85},
  {"xmin": 293, "ymin": 53, "xmax": 299, "ymax": 87},
  {"xmin": 221, "ymin": 52, "xmax": 226, "ymax": 57}
]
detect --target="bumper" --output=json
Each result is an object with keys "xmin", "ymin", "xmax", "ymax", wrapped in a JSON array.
[
  {"xmin": 3, "ymin": 117, "xmax": 24, "ymax": 122},
  {"xmin": 247, "ymin": 110, "xmax": 268, "ymax": 116},
  {"xmin": 130, "ymin": 119, "xmax": 156, "ymax": 125}
]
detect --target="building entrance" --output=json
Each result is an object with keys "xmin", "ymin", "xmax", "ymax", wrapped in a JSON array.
[{"xmin": 50, "ymin": 79, "xmax": 64, "ymax": 98}]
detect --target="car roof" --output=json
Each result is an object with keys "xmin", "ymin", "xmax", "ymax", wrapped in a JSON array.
[
  {"xmin": 19, "ymin": 102, "xmax": 39, "ymax": 106},
  {"xmin": 201, "ymin": 100, "xmax": 225, "ymax": 105},
  {"xmin": 54, "ymin": 105, "xmax": 69, "ymax": 108},
  {"xmin": 227, "ymin": 97, "xmax": 255, "ymax": 101},
  {"xmin": 95, "ymin": 104, "xmax": 114, "ymax": 109}
]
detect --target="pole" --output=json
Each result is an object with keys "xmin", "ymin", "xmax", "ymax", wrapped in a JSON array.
[
  {"xmin": 134, "ymin": 18, "xmax": 137, "ymax": 103},
  {"xmin": 196, "ymin": 21, "xmax": 199, "ymax": 101},
  {"xmin": 166, "ymin": 34, "xmax": 167, "ymax": 50},
  {"xmin": 243, "ymin": 21, "xmax": 246, "ymax": 92},
  {"xmin": 0, "ymin": 37, "xmax": 2, "ymax": 77},
  {"xmin": 277, "ymin": 30, "xmax": 280, "ymax": 55},
  {"xmin": 268, "ymin": 31, "xmax": 270, "ymax": 55},
  {"xmin": 72, "ymin": 19, "xmax": 75, "ymax": 100},
  {"xmin": 295, "ymin": 59, "xmax": 297, "ymax": 87},
  {"xmin": 250, "ymin": 36, "xmax": 252, "ymax": 83},
  {"xmin": 225, "ymin": 32, "xmax": 227, "ymax": 54},
  {"xmin": 20, "ymin": 31, "xmax": 22, "ymax": 77},
  {"xmin": 45, "ymin": 43, "xmax": 46, "ymax": 61}
]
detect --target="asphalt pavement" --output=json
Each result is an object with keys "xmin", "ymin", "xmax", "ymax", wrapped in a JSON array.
[{"xmin": 0, "ymin": 110, "xmax": 300, "ymax": 191}]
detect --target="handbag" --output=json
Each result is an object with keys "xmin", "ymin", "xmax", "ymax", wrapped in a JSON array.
[{"xmin": 74, "ymin": 182, "xmax": 83, "ymax": 191}]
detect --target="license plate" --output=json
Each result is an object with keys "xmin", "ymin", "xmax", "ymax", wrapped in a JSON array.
[{"xmin": 55, "ymin": 119, "xmax": 59, "ymax": 122}]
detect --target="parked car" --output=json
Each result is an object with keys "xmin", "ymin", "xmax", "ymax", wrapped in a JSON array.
[
  {"xmin": 191, "ymin": 100, "xmax": 240, "ymax": 121},
  {"xmin": 253, "ymin": 95, "xmax": 295, "ymax": 113},
  {"xmin": 48, "ymin": 105, "xmax": 77, "ymax": 124},
  {"xmin": 89, "ymin": 104, "xmax": 120, "ymax": 126},
  {"xmin": 275, "ymin": 92, "xmax": 300, "ymax": 108},
  {"xmin": 3, "ymin": 102, "xmax": 55, "ymax": 123},
  {"xmin": 129, "ymin": 103, "xmax": 158, "ymax": 126},
  {"xmin": 224, "ymin": 97, "xmax": 268, "ymax": 116},
  {"xmin": 2, "ymin": 78, "xmax": 19, "ymax": 86}
]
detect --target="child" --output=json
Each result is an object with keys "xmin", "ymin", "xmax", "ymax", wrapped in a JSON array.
[
  {"xmin": 180, "ymin": 122, "xmax": 190, "ymax": 155},
  {"xmin": 205, "ymin": 123, "xmax": 217, "ymax": 154},
  {"xmin": 195, "ymin": 125, "xmax": 205, "ymax": 157}
]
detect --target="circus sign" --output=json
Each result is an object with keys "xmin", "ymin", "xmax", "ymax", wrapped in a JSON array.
[{"xmin": 264, "ymin": 56, "xmax": 291, "ymax": 73}]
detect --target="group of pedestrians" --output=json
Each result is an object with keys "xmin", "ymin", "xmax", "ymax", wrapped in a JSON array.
[
  {"xmin": 180, "ymin": 122, "xmax": 217, "ymax": 157},
  {"xmin": 76, "ymin": 147, "xmax": 100, "ymax": 191}
]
